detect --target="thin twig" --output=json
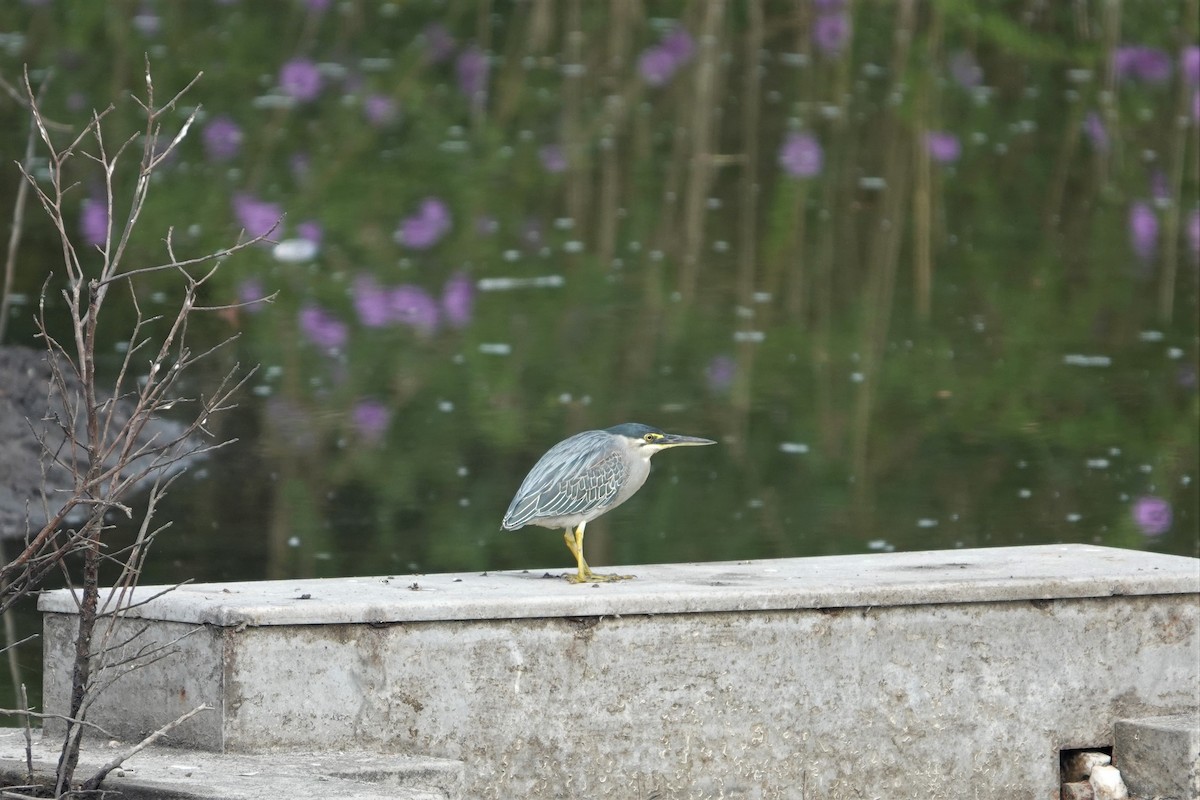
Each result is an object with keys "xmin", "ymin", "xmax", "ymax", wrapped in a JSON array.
[
  {"xmin": 0, "ymin": 632, "xmax": 40, "ymax": 657},
  {"xmin": 0, "ymin": 89, "xmax": 39, "ymax": 345},
  {"xmin": 0, "ymin": 72, "xmax": 72, "ymax": 130},
  {"xmin": 19, "ymin": 683, "xmax": 33, "ymax": 782},
  {"xmin": 0, "ymin": 706, "xmax": 116, "ymax": 737},
  {"xmin": 80, "ymin": 704, "xmax": 212, "ymax": 791},
  {"xmin": 92, "ymin": 234, "xmax": 269, "ymax": 287}
]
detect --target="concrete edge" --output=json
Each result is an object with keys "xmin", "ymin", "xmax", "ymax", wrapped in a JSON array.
[{"xmin": 36, "ymin": 545, "xmax": 1200, "ymax": 627}]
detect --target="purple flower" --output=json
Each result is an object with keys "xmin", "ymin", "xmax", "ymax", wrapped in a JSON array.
[
  {"xmin": 779, "ymin": 132, "xmax": 823, "ymax": 178},
  {"xmin": 364, "ymin": 94, "xmax": 399, "ymax": 127},
  {"xmin": 948, "ymin": 50, "xmax": 982, "ymax": 89},
  {"xmin": 305, "ymin": 0, "xmax": 331, "ymax": 13},
  {"xmin": 353, "ymin": 275, "xmax": 393, "ymax": 328},
  {"xmin": 352, "ymin": 399, "xmax": 391, "ymax": 444},
  {"xmin": 1187, "ymin": 209, "xmax": 1199, "ymax": 263},
  {"xmin": 638, "ymin": 46, "xmax": 676, "ymax": 85},
  {"xmin": 299, "ymin": 305, "xmax": 348, "ymax": 351},
  {"xmin": 1135, "ymin": 49, "xmax": 1173, "ymax": 83},
  {"xmin": 1113, "ymin": 46, "xmax": 1172, "ymax": 84},
  {"xmin": 660, "ymin": 26, "xmax": 695, "ymax": 63},
  {"xmin": 441, "ymin": 272, "xmax": 474, "ymax": 328},
  {"xmin": 637, "ymin": 24, "xmax": 695, "ymax": 87},
  {"xmin": 813, "ymin": 12, "xmax": 850, "ymax": 57},
  {"xmin": 389, "ymin": 285, "xmax": 439, "ymax": 334},
  {"xmin": 926, "ymin": 131, "xmax": 961, "ymax": 164},
  {"xmin": 80, "ymin": 197, "xmax": 107, "ymax": 247},
  {"xmin": 279, "ymin": 58, "xmax": 323, "ymax": 102},
  {"xmin": 1128, "ymin": 201, "xmax": 1158, "ymax": 263},
  {"xmin": 296, "ymin": 220, "xmax": 323, "ymax": 246},
  {"xmin": 203, "ymin": 115, "xmax": 243, "ymax": 162},
  {"xmin": 538, "ymin": 144, "xmax": 567, "ymax": 173},
  {"xmin": 423, "ymin": 23, "xmax": 456, "ymax": 64},
  {"xmin": 456, "ymin": 45, "xmax": 489, "ymax": 106},
  {"xmin": 1132, "ymin": 496, "xmax": 1172, "ymax": 537},
  {"xmin": 421, "ymin": 197, "xmax": 452, "ymax": 229},
  {"xmin": 705, "ymin": 355, "xmax": 736, "ymax": 393},
  {"xmin": 1083, "ymin": 111, "xmax": 1109, "ymax": 152},
  {"xmin": 396, "ymin": 197, "xmax": 452, "ymax": 250},
  {"xmin": 638, "ymin": 47, "xmax": 677, "ymax": 86},
  {"xmin": 1112, "ymin": 47, "xmax": 1139, "ymax": 80},
  {"xmin": 237, "ymin": 278, "xmax": 268, "ymax": 312},
  {"xmin": 1184, "ymin": 46, "xmax": 1200, "ymax": 84},
  {"xmin": 232, "ymin": 193, "xmax": 283, "ymax": 240},
  {"xmin": 354, "ymin": 274, "xmax": 445, "ymax": 334}
]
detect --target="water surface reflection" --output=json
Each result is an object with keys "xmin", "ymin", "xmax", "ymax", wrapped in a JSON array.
[{"xmin": 0, "ymin": 2, "xmax": 1194, "ymax": 599}]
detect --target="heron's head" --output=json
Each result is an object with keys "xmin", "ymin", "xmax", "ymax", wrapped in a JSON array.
[{"xmin": 605, "ymin": 422, "xmax": 717, "ymax": 456}]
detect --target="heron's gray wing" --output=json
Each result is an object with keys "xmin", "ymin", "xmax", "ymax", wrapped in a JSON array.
[{"xmin": 502, "ymin": 430, "xmax": 627, "ymax": 528}]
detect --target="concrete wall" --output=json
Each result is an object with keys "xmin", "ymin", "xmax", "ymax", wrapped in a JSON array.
[{"xmin": 40, "ymin": 545, "xmax": 1200, "ymax": 799}]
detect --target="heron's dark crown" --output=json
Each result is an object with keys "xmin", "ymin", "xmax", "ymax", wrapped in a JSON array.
[{"xmin": 604, "ymin": 422, "xmax": 663, "ymax": 438}]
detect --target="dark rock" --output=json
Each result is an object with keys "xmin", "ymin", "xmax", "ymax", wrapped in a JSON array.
[{"xmin": 0, "ymin": 344, "xmax": 197, "ymax": 539}]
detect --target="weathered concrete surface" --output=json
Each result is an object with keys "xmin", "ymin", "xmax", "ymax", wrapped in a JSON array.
[
  {"xmin": 37, "ymin": 542, "xmax": 1200, "ymax": 625},
  {"xmin": 39, "ymin": 545, "xmax": 1200, "ymax": 800},
  {"xmin": 0, "ymin": 730, "xmax": 463, "ymax": 799},
  {"xmin": 1114, "ymin": 713, "xmax": 1200, "ymax": 800}
]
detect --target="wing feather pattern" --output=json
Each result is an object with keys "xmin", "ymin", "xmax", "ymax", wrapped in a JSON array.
[{"xmin": 502, "ymin": 430, "xmax": 627, "ymax": 529}]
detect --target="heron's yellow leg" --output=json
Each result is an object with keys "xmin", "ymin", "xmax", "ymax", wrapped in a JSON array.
[
  {"xmin": 562, "ymin": 528, "xmax": 582, "ymax": 564},
  {"xmin": 563, "ymin": 522, "xmax": 635, "ymax": 584}
]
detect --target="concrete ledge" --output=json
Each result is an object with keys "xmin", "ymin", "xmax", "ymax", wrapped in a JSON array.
[
  {"xmin": 37, "ymin": 543, "xmax": 1200, "ymax": 625},
  {"xmin": 0, "ymin": 730, "xmax": 464, "ymax": 799},
  {"xmin": 1115, "ymin": 713, "xmax": 1200, "ymax": 800},
  {"xmin": 37, "ymin": 545, "xmax": 1200, "ymax": 799}
]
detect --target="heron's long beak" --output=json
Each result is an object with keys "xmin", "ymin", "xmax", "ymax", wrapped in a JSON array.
[{"xmin": 659, "ymin": 433, "xmax": 717, "ymax": 447}]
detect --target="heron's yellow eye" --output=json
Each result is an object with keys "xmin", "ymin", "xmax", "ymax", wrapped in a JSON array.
[{"xmin": 643, "ymin": 433, "xmax": 662, "ymax": 443}]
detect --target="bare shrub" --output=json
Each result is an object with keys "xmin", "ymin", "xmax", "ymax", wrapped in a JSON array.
[{"xmin": 0, "ymin": 60, "xmax": 272, "ymax": 795}]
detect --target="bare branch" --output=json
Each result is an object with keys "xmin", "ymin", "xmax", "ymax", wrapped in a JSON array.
[
  {"xmin": 0, "ymin": 632, "xmax": 40, "ymax": 656},
  {"xmin": 19, "ymin": 684, "xmax": 33, "ymax": 784},
  {"xmin": 80, "ymin": 704, "xmax": 212, "ymax": 791},
  {"xmin": 0, "ymin": 706, "xmax": 116, "ymax": 737},
  {"xmin": 193, "ymin": 292, "xmax": 279, "ymax": 312},
  {"xmin": 94, "ymin": 229, "xmax": 271, "ymax": 286},
  {"xmin": 0, "ymin": 72, "xmax": 72, "ymax": 130},
  {"xmin": 155, "ymin": 66, "xmax": 205, "ymax": 116},
  {"xmin": 0, "ymin": 84, "xmax": 40, "ymax": 345}
]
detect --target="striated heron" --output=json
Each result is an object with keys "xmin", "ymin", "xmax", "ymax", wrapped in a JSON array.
[{"xmin": 502, "ymin": 423, "xmax": 716, "ymax": 583}]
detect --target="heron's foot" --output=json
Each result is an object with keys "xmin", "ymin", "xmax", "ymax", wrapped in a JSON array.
[{"xmin": 564, "ymin": 568, "xmax": 635, "ymax": 584}]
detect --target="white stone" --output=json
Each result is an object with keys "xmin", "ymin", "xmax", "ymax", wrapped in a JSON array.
[
  {"xmin": 1089, "ymin": 765, "xmax": 1129, "ymax": 799},
  {"xmin": 1063, "ymin": 750, "xmax": 1111, "ymax": 781}
]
